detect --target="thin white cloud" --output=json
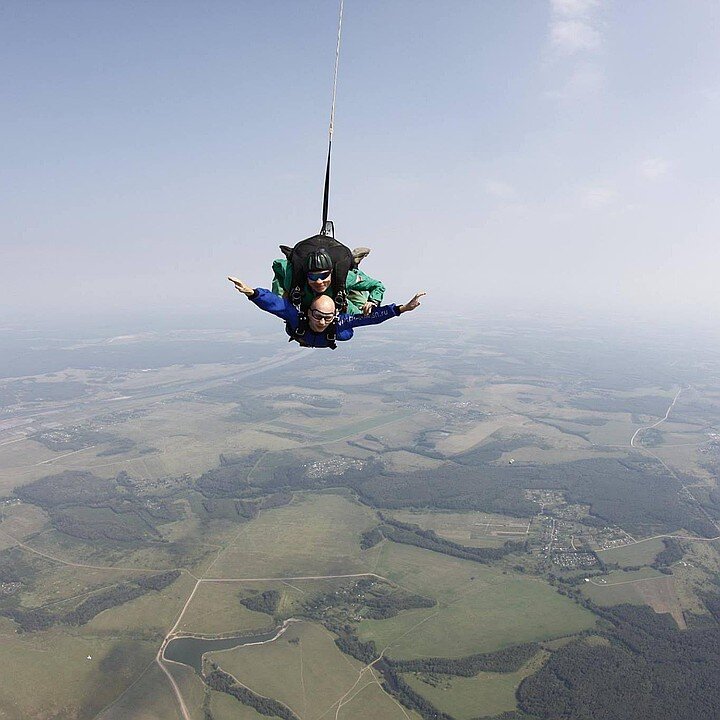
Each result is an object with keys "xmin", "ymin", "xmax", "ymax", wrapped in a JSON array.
[
  {"xmin": 582, "ymin": 186, "xmax": 616, "ymax": 208},
  {"xmin": 567, "ymin": 63, "xmax": 604, "ymax": 94},
  {"xmin": 551, "ymin": 0, "xmax": 600, "ymax": 17},
  {"xmin": 544, "ymin": 63, "xmax": 604, "ymax": 100},
  {"xmin": 483, "ymin": 180, "xmax": 516, "ymax": 201},
  {"xmin": 639, "ymin": 158, "xmax": 670, "ymax": 181},
  {"xmin": 546, "ymin": 0, "xmax": 605, "ymax": 98},
  {"xmin": 551, "ymin": 20, "xmax": 601, "ymax": 54}
]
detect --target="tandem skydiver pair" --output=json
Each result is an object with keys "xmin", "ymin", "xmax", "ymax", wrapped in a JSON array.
[
  {"xmin": 228, "ymin": 230, "xmax": 425, "ymax": 349},
  {"xmin": 227, "ymin": 0, "xmax": 425, "ymax": 349}
]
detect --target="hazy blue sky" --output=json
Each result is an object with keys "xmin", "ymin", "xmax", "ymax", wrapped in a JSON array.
[{"xmin": 2, "ymin": 1, "xmax": 719, "ymax": 325}]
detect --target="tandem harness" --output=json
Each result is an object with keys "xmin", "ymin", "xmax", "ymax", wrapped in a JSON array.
[{"xmin": 285, "ymin": 310, "xmax": 338, "ymax": 350}]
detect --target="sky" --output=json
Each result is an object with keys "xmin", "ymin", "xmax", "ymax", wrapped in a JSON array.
[{"xmin": 2, "ymin": 0, "xmax": 720, "ymax": 327}]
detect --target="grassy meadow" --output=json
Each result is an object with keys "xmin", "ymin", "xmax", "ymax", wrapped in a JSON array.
[
  {"xmin": 403, "ymin": 657, "xmax": 544, "ymax": 720},
  {"xmin": 202, "ymin": 492, "xmax": 379, "ymax": 579},
  {"xmin": 389, "ymin": 509, "xmax": 534, "ymax": 548},
  {"xmin": 208, "ymin": 620, "xmax": 418, "ymax": 720},
  {"xmin": 358, "ymin": 542, "xmax": 596, "ymax": 659},
  {"xmin": 598, "ymin": 537, "xmax": 666, "ymax": 567}
]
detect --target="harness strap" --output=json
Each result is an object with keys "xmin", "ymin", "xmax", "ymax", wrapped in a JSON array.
[
  {"xmin": 285, "ymin": 314, "xmax": 338, "ymax": 350},
  {"xmin": 334, "ymin": 289, "xmax": 348, "ymax": 314}
]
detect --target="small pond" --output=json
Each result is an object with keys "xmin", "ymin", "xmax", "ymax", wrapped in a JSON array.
[{"xmin": 164, "ymin": 628, "xmax": 280, "ymax": 675}]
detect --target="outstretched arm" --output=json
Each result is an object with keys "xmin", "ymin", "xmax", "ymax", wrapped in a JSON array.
[
  {"xmin": 342, "ymin": 291, "xmax": 427, "ymax": 331},
  {"xmin": 228, "ymin": 277, "xmax": 255, "ymax": 297},
  {"xmin": 228, "ymin": 277, "xmax": 299, "ymax": 324},
  {"xmin": 397, "ymin": 291, "xmax": 426, "ymax": 314}
]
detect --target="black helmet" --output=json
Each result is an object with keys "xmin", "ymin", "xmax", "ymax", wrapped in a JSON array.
[{"xmin": 306, "ymin": 248, "xmax": 333, "ymax": 273}]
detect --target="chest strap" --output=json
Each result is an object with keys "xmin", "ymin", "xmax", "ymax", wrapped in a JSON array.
[{"xmin": 285, "ymin": 313, "xmax": 337, "ymax": 350}]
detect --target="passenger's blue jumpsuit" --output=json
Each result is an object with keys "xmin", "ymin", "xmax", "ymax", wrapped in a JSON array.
[{"xmin": 248, "ymin": 288, "xmax": 401, "ymax": 348}]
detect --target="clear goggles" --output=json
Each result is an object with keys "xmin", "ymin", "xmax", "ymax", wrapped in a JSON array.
[{"xmin": 309, "ymin": 308, "xmax": 337, "ymax": 321}]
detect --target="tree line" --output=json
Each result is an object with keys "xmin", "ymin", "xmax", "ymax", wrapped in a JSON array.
[
  {"xmin": 204, "ymin": 667, "xmax": 300, "ymax": 720},
  {"xmin": 389, "ymin": 642, "xmax": 539, "ymax": 676},
  {"xmin": 270, "ymin": 454, "xmax": 719, "ymax": 539},
  {"xmin": 1, "ymin": 571, "xmax": 180, "ymax": 632},
  {"xmin": 375, "ymin": 514, "xmax": 527, "ymax": 565}
]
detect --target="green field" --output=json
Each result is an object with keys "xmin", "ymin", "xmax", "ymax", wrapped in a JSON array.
[
  {"xmin": 2, "ymin": 502, "xmax": 222, "ymax": 579},
  {"xmin": 598, "ymin": 538, "xmax": 666, "ymax": 567},
  {"xmin": 358, "ymin": 542, "xmax": 596, "ymax": 659},
  {"xmin": 580, "ymin": 567, "xmax": 669, "ymax": 606},
  {"xmin": 204, "ymin": 492, "xmax": 379, "ymax": 578},
  {"xmin": 390, "ymin": 509, "xmax": 533, "ymax": 548},
  {"xmin": 261, "ymin": 408, "xmax": 415, "ymax": 444},
  {"xmin": 0, "ymin": 439, "xmax": 60, "ymax": 495},
  {"xmin": 404, "ymin": 662, "xmax": 539, "ymax": 719},
  {"xmin": 177, "ymin": 581, "xmax": 279, "ymax": 636},
  {"xmin": 16, "ymin": 557, "xmax": 162, "ymax": 609},
  {"xmin": 166, "ymin": 661, "xmax": 209, "ymax": 720},
  {"xmin": 0, "ymin": 394, "xmax": 297, "ymax": 496},
  {"xmin": 317, "ymin": 409, "xmax": 416, "ymax": 441},
  {"xmin": 97, "ymin": 659, "xmax": 236, "ymax": 720},
  {"xmin": 86, "ymin": 571, "xmax": 197, "ymax": 637},
  {"xmin": 209, "ymin": 689, "xmax": 269, "ymax": 720},
  {"xmin": 0, "ymin": 566, "xmax": 195, "ymax": 718},
  {"xmin": 0, "ymin": 502, "xmax": 49, "ymax": 542},
  {"xmin": 0, "ymin": 631, "xmax": 158, "ymax": 720},
  {"xmin": 208, "ymin": 620, "xmax": 418, "ymax": 720}
]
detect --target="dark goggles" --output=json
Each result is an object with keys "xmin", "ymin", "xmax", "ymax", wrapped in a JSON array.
[
  {"xmin": 309, "ymin": 308, "xmax": 337, "ymax": 321},
  {"xmin": 307, "ymin": 270, "xmax": 331, "ymax": 281}
]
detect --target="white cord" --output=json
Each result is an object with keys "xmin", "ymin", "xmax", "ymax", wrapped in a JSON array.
[{"xmin": 328, "ymin": 0, "xmax": 344, "ymax": 142}]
